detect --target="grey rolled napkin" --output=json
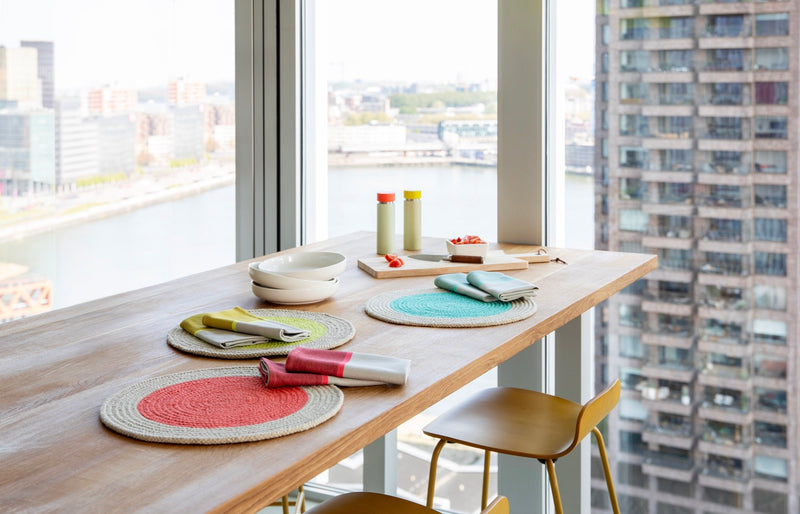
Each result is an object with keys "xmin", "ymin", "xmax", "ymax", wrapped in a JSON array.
[
  {"xmin": 465, "ymin": 270, "xmax": 538, "ymax": 302},
  {"xmin": 434, "ymin": 273, "xmax": 498, "ymax": 302}
]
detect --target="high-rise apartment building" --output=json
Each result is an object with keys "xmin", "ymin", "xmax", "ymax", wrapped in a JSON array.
[{"xmin": 594, "ymin": 1, "xmax": 796, "ymax": 513}]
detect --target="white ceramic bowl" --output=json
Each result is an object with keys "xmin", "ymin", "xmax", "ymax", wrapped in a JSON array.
[
  {"xmin": 248, "ymin": 262, "xmax": 332, "ymax": 290},
  {"xmin": 446, "ymin": 239, "xmax": 489, "ymax": 258},
  {"xmin": 257, "ymin": 252, "xmax": 346, "ymax": 281},
  {"xmin": 251, "ymin": 278, "xmax": 339, "ymax": 305}
]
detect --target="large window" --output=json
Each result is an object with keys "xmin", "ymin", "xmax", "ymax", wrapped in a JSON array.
[{"xmin": 0, "ymin": 0, "xmax": 235, "ymax": 318}]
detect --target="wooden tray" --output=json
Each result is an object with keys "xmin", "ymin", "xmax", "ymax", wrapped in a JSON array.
[{"xmin": 358, "ymin": 250, "xmax": 547, "ymax": 278}]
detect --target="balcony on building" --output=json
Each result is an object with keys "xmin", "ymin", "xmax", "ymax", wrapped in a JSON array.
[
  {"xmin": 620, "ymin": 0, "xmax": 695, "ymax": 10},
  {"xmin": 658, "ymin": 82, "xmax": 694, "ymax": 106},
  {"xmin": 754, "ymin": 116, "xmax": 788, "ymax": 140},
  {"xmin": 754, "ymin": 183, "xmax": 787, "ymax": 209},
  {"xmin": 698, "ymin": 219, "xmax": 750, "ymax": 256},
  {"xmin": 697, "ymin": 183, "xmax": 750, "ymax": 209},
  {"xmin": 699, "ymin": 284, "xmax": 748, "ymax": 311},
  {"xmin": 699, "ymin": 318, "xmax": 747, "ymax": 348},
  {"xmin": 699, "ymin": 352, "xmax": 751, "ymax": 390},
  {"xmin": 645, "ymin": 280, "xmax": 693, "ymax": 305},
  {"xmin": 642, "ymin": 344, "xmax": 695, "ymax": 383},
  {"xmin": 700, "ymin": 420, "xmax": 752, "ymax": 460},
  {"xmin": 701, "ymin": 116, "xmax": 747, "ymax": 140},
  {"xmin": 620, "ymin": 82, "xmax": 649, "ymax": 106},
  {"xmin": 754, "ymin": 251, "xmax": 787, "ymax": 277},
  {"xmin": 754, "ymin": 218, "xmax": 787, "ymax": 243},
  {"xmin": 754, "ymin": 150, "xmax": 788, "ymax": 174},
  {"xmin": 643, "ymin": 215, "xmax": 693, "ymax": 250},
  {"xmin": 643, "ymin": 446, "xmax": 696, "ymax": 482},
  {"xmin": 655, "ymin": 248, "xmax": 693, "ymax": 273},
  {"xmin": 619, "ymin": 145, "xmax": 649, "ymax": 171},
  {"xmin": 698, "ymin": 251, "xmax": 749, "ymax": 277},
  {"xmin": 699, "ymin": 386, "xmax": 753, "ymax": 425},
  {"xmin": 754, "ymin": 387, "xmax": 787, "ymax": 416},
  {"xmin": 704, "ymin": 13, "xmax": 750, "ymax": 38},
  {"xmin": 699, "ymin": 454, "xmax": 752, "ymax": 492},
  {"xmin": 640, "ymin": 378, "xmax": 694, "ymax": 417},
  {"xmin": 754, "ymin": 421, "xmax": 787, "ymax": 449},
  {"xmin": 751, "ymin": 319, "xmax": 788, "ymax": 349},
  {"xmin": 643, "ymin": 412, "xmax": 694, "ymax": 449}
]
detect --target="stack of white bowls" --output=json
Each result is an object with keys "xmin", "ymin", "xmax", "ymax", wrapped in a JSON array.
[{"xmin": 248, "ymin": 251, "xmax": 346, "ymax": 305}]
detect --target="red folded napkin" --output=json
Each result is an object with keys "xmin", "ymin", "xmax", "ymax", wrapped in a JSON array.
[
  {"xmin": 285, "ymin": 347, "xmax": 410, "ymax": 385},
  {"xmin": 259, "ymin": 359, "xmax": 384, "ymax": 388}
]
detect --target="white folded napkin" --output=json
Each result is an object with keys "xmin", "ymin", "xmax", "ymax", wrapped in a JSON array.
[
  {"xmin": 434, "ymin": 273, "xmax": 498, "ymax": 302},
  {"xmin": 465, "ymin": 270, "xmax": 538, "ymax": 302}
]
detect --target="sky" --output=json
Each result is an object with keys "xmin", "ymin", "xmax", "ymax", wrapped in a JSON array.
[{"xmin": 0, "ymin": 0, "xmax": 594, "ymax": 91}]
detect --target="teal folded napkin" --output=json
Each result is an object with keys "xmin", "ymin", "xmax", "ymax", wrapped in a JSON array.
[
  {"xmin": 465, "ymin": 270, "xmax": 538, "ymax": 302},
  {"xmin": 434, "ymin": 273, "xmax": 498, "ymax": 302}
]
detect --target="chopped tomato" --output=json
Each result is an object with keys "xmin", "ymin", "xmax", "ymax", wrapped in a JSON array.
[
  {"xmin": 450, "ymin": 235, "xmax": 486, "ymax": 245},
  {"xmin": 384, "ymin": 253, "xmax": 398, "ymax": 262},
  {"xmin": 388, "ymin": 257, "xmax": 404, "ymax": 268}
]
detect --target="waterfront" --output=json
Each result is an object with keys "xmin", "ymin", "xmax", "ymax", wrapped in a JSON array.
[{"xmin": 0, "ymin": 165, "xmax": 594, "ymax": 310}]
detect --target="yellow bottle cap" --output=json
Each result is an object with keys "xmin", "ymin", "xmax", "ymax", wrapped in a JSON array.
[{"xmin": 404, "ymin": 190, "xmax": 421, "ymax": 200}]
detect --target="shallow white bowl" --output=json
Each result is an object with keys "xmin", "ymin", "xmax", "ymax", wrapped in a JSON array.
[
  {"xmin": 248, "ymin": 262, "xmax": 331, "ymax": 290},
  {"xmin": 251, "ymin": 278, "xmax": 339, "ymax": 305},
  {"xmin": 446, "ymin": 239, "xmax": 489, "ymax": 258},
  {"xmin": 257, "ymin": 252, "xmax": 346, "ymax": 281}
]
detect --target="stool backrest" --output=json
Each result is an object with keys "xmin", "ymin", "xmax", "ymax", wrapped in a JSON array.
[{"xmin": 572, "ymin": 379, "xmax": 621, "ymax": 449}]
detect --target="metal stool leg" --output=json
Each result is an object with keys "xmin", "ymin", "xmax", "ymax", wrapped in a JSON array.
[
  {"xmin": 593, "ymin": 427, "xmax": 620, "ymax": 514},
  {"xmin": 426, "ymin": 439, "xmax": 448, "ymax": 508},
  {"xmin": 545, "ymin": 459, "xmax": 563, "ymax": 514},
  {"xmin": 481, "ymin": 450, "xmax": 491, "ymax": 510}
]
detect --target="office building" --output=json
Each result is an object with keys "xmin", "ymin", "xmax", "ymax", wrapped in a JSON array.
[
  {"xmin": 88, "ymin": 86, "xmax": 137, "ymax": 115},
  {"xmin": 55, "ymin": 97, "xmax": 98, "ymax": 188},
  {"xmin": 21, "ymin": 41, "xmax": 54, "ymax": 109},
  {"xmin": 594, "ymin": 2, "xmax": 797, "ymax": 513},
  {"xmin": 0, "ymin": 110, "xmax": 55, "ymax": 195},
  {"xmin": 168, "ymin": 78, "xmax": 206, "ymax": 105},
  {"xmin": 0, "ymin": 46, "xmax": 42, "ymax": 109}
]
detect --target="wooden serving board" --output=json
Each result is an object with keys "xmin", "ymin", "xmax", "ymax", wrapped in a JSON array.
[{"xmin": 358, "ymin": 252, "xmax": 531, "ymax": 278}]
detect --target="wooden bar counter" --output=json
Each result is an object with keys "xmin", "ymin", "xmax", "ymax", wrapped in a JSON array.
[{"xmin": 0, "ymin": 232, "xmax": 656, "ymax": 513}]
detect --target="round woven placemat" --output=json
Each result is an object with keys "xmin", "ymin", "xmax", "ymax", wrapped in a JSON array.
[
  {"xmin": 100, "ymin": 366, "xmax": 343, "ymax": 445},
  {"xmin": 167, "ymin": 309, "xmax": 356, "ymax": 359},
  {"xmin": 365, "ymin": 288, "xmax": 537, "ymax": 328}
]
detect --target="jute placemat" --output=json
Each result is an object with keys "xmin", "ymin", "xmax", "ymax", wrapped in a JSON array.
[
  {"xmin": 100, "ymin": 366, "xmax": 343, "ymax": 445},
  {"xmin": 365, "ymin": 288, "xmax": 537, "ymax": 328},
  {"xmin": 167, "ymin": 309, "xmax": 356, "ymax": 359}
]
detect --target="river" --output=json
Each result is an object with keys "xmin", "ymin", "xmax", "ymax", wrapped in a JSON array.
[{"xmin": 0, "ymin": 166, "xmax": 594, "ymax": 310}]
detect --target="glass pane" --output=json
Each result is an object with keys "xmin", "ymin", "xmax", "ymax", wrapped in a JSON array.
[
  {"xmin": 591, "ymin": 1, "xmax": 798, "ymax": 511},
  {"xmin": 0, "ymin": 1, "xmax": 235, "ymax": 319},
  {"xmin": 311, "ymin": 2, "xmax": 497, "ymax": 506}
]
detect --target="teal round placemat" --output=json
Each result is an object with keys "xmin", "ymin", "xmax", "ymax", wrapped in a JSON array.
[
  {"xmin": 365, "ymin": 288, "xmax": 537, "ymax": 327},
  {"xmin": 167, "ymin": 309, "xmax": 356, "ymax": 359}
]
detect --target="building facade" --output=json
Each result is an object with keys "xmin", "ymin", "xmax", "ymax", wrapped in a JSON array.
[{"xmin": 594, "ymin": 1, "xmax": 797, "ymax": 513}]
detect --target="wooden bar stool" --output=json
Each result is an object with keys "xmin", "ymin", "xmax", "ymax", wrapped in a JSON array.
[
  {"xmin": 306, "ymin": 492, "xmax": 508, "ymax": 514},
  {"xmin": 424, "ymin": 380, "xmax": 621, "ymax": 514}
]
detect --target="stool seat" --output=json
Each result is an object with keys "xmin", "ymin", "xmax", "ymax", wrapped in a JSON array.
[
  {"xmin": 423, "ymin": 387, "xmax": 583, "ymax": 459},
  {"xmin": 424, "ymin": 380, "xmax": 621, "ymax": 514},
  {"xmin": 306, "ymin": 492, "xmax": 509, "ymax": 514}
]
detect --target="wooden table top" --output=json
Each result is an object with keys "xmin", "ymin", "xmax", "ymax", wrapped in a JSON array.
[{"xmin": 0, "ymin": 232, "xmax": 656, "ymax": 513}]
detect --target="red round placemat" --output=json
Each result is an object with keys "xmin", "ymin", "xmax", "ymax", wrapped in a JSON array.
[
  {"xmin": 100, "ymin": 366, "xmax": 343, "ymax": 444},
  {"xmin": 138, "ymin": 376, "xmax": 309, "ymax": 428}
]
